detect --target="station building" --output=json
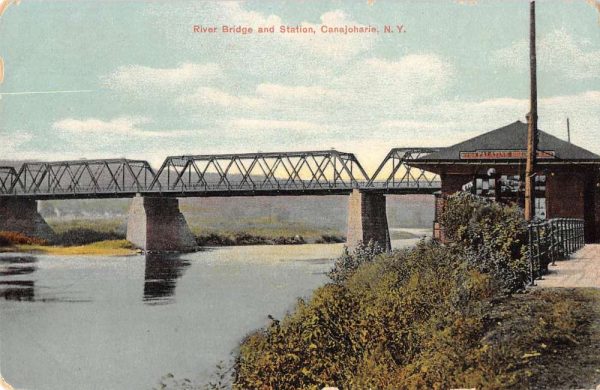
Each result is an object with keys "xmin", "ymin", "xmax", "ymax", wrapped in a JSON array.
[{"xmin": 411, "ymin": 120, "xmax": 600, "ymax": 243}]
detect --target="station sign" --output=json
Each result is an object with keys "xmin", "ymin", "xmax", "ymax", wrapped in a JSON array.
[{"xmin": 459, "ymin": 150, "xmax": 556, "ymax": 160}]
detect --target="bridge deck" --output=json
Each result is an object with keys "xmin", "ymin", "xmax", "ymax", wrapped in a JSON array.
[{"xmin": 0, "ymin": 183, "xmax": 441, "ymax": 200}]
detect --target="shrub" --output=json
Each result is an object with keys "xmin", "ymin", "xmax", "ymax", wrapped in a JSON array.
[
  {"xmin": 327, "ymin": 240, "xmax": 384, "ymax": 284},
  {"xmin": 53, "ymin": 228, "xmax": 124, "ymax": 246},
  {"xmin": 315, "ymin": 234, "xmax": 346, "ymax": 244},
  {"xmin": 439, "ymin": 192, "xmax": 529, "ymax": 292},
  {"xmin": 196, "ymin": 233, "xmax": 236, "ymax": 246},
  {"xmin": 231, "ymin": 193, "xmax": 543, "ymax": 388},
  {"xmin": 234, "ymin": 241, "xmax": 499, "ymax": 389},
  {"xmin": 0, "ymin": 231, "xmax": 48, "ymax": 246}
]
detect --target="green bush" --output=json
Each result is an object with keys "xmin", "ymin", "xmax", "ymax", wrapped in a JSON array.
[
  {"xmin": 439, "ymin": 192, "xmax": 529, "ymax": 292},
  {"xmin": 231, "ymin": 193, "xmax": 543, "ymax": 389},
  {"xmin": 157, "ymin": 192, "xmax": 594, "ymax": 389},
  {"xmin": 327, "ymin": 240, "xmax": 384, "ymax": 284},
  {"xmin": 53, "ymin": 228, "xmax": 124, "ymax": 246},
  {"xmin": 234, "ymin": 241, "xmax": 502, "ymax": 389}
]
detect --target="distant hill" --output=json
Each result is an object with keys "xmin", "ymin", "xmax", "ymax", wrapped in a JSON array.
[{"xmin": 39, "ymin": 194, "xmax": 435, "ymax": 234}]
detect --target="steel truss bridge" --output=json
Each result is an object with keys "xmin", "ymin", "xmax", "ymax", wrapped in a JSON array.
[{"xmin": 0, "ymin": 149, "xmax": 442, "ymax": 200}]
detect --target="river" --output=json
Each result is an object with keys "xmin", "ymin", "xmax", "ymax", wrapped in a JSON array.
[{"xmin": 0, "ymin": 230, "xmax": 428, "ymax": 390}]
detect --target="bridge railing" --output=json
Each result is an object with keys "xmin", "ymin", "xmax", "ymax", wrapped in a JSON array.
[{"xmin": 528, "ymin": 218, "xmax": 585, "ymax": 285}]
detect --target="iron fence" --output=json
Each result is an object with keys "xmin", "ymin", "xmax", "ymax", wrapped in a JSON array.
[{"xmin": 528, "ymin": 218, "xmax": 585, "ymax": 285}]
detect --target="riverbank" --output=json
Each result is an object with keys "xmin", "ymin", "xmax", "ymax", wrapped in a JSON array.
[
  {"xmin": 226, "ymin": 193, "xmax": 600, "ymax": 389},
  {"xmin": 0, "ymin": 225, "xmax": 423, "ymax": 256},
  {"xmin": 195, "ymin": 229, "xmax": 422, "ymax": 246},
  {"xmin": 195, "ymin": 232, "xmax": 348, "ymax": 246},
  {"xmin": 0, "ymin": 240, "xmax": 138, "ymax": 256}
]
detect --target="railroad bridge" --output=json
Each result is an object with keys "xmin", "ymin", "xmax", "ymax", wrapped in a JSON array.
[
  {"xmin": 1, "ymin": 121, "xmax": 599, "ymax": 252},
  {"xmin": 0, "ymin": 149, "xmax": 440, "ymax": 251}
]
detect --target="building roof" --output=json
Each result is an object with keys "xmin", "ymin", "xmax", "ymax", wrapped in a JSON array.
[{"xmin": 421, "ymin": 120, "xmax": 600, "ymax": 161}]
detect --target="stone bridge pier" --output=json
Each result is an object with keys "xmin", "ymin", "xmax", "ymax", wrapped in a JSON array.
[
  {"xmin": 0, "ymin": 198, "xmax": 55, "ymax": 241},
  {"xmin": 346, "ymin": 189, "xmax": 391, "ymax": 252},
  {"xmin": 126, "ymin": 196, "xmax": 196, "ymax": 252}
]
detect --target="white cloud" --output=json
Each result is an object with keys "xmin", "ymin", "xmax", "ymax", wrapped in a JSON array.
[
  {"xmin": 379, "ymin": 120, "xmax": 461, "ymax": 132},
  {"xmin": 180, "ymin": 87, "xmax": 264, "ymax": 109},
  {"xmin": 52, "ymin": 117, "xmax": 194, "ymax": 138},
  {"xmin": 226, "ymin": 118, "xmax": 322, "ymax": 132},
  {"xmin": 256, "ymin": 83, "xmax": 343, "ymax": 101},
  {"xmin": 103, "ymin": 63, "xmax": 223, "ymax": 93},
  {"xmin": 217, "ymin": 4, "xmax": 373, "ymax": 61},
  {"xmin": 340, "ymin": 55, "xmax": 453, "ymax": 95},
  {"xmin": 7, "ymin": 91, "xmax": 598, "ymax": 173},
  {"xmin": 176, "ymin": 53, "xmax": 453, "ymax": 118},
  {"xmin": 219, "ymin": 2, "xmax": 282, "ymax": 27},
  {"xmin": 285, "ymin": 10, "xmax": 375, "ymax": 60},
  {"xmin": 535, "ymin": 91, "xmax": 600, "ymax": 148},
  {"xmin": 0, "ymin": 132, "xmax": 32, "ymax": 152},
  {"xmin": 53, "ymin": 117, "xmax": 149, "ymax": 133},
  {"xmin": 493, "ymin": 29, "xmax": 600, "ymax": 79},
  {"xmin": 428, "ymin": 91, "xmax": 600, "ymax": 149},
  {"xmin": 313, "ymin": 54, "xmax": 455, "ymax": 120}
]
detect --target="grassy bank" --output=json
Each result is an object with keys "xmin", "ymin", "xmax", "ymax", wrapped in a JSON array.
[
  {"xmin": 159, "ymin": 193, "xmax": 598, "ymax": 390},
  {"xmin": 390, "ymin": 230, "xmax": 421, "ymax": 240},
  {"xmin": 6, "ymin": 240, "xmax": 138, "ymax": 256},
  {"xmin": 46, "ymin": 218, "xmax": 419, "ymax": 248},
  {"xmin": 47, "ymin": 218, "xmax": 346, "ymax": 246},
  {"xmin": 195, "ymin": 232, "xmax": 346, "ymax": 246},
  {"xmin": 233, "ymin": 261, "xmax": 600, "ymax": 389},
  {"xmin": 190, "ymin": 224, "xmax": 344, "ymax": 244},
  {"xmin": 48, "ymin": 218, "xmax": 126, "ymax": 235},
  {"xmin": 0, "ymin": 230, "xmax": 137, "ymax": 256}
]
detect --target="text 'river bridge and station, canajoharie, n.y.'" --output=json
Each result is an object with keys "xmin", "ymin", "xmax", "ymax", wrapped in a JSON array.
[
  {"xmin": 193, "ymin": 24, "xmax": 381, "ymax": 35},
  {"xmin": 2, "ymin": 121, "xmax": 600, "ymax": 252}
]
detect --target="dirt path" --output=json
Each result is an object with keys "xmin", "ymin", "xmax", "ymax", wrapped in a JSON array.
[{"xmin": 536, "ymin": 244, "xmax": 600, "ymax": 288}]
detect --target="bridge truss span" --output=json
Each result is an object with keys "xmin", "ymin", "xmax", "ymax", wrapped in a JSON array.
[
  {"xmin": 0, "ymin": 148, "xmax": 446, "ymax": 199},
  {"xmin": 148, "ymin": 150, "xmax": 371, "ymax": 196},
  {"xmin": 367, "ymin": 148, "xmax": 442, "ymax": 194},
  {"xmin": 4, "ymin": 159, "xmax": 156, "ymax": 199},
  {"xmin": 0, "ymin": 167, "xmax": 18, "ymax": 195}
]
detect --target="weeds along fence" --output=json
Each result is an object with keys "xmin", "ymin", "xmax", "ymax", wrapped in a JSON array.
[{"xmin": 528, "ymin": 218, "xmax": 585, "ymax": 285}]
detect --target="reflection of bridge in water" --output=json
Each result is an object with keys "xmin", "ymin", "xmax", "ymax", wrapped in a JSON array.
[
  {"xmin": 0, "ymin": 254, "xmax": 191, "ymax": 304},
  {"xmin": 0, "ymin": 149, "xmax": 441, "ymax": 252},
  {"xmin": 0, "ymin": 256, "xmax": 36, "ymax": 302},
  {"xmin": 143, "ymin": 253, "xmax": 191, "ymax": 304}
]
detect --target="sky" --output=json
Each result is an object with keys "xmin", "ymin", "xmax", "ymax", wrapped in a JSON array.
[{"xmin": 0, "ymin": 0, "xmax": 599, "ymax": 172}]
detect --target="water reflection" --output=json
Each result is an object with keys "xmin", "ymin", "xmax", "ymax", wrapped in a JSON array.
[
  {"xmin": 0, "ymin": 255, "xmax": 36, "ymax": 301},
  {"xmin": 143, "ymin": 253, "xmax": 191, "ymax": 305}
]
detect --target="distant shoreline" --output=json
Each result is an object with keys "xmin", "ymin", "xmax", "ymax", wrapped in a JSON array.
[{"xmin": 0, "ymin": 229, "xmax": 423, "ymax": 256}]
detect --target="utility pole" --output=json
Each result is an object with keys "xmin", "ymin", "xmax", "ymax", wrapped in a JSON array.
[
  {"xmin": 524, "ymin": 0, "xmax": 538, "ymax": 222},
  {"xmin": 567, "ymin": 117, "xmax": 571, "ymax": 143}
]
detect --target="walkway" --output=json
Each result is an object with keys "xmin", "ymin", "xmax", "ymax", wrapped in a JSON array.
[{"xmin": 537, "ymin": 244, "xmax": 600, "ymax": 288}]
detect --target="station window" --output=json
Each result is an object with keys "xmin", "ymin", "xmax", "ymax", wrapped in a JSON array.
[
  {"xmin": 535, "ymin": 197, "xmax": 547, "ymax": 219},
  {"xmin": 463, "ymin": 173, "xmax": 547, "ymax": 219}
]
